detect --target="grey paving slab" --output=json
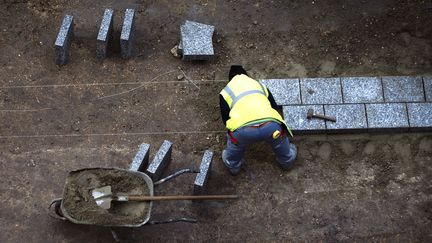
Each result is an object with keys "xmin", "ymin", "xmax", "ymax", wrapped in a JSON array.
[
  {"xmin": 382, "ymin": 76, "xmax": 424, "ymax": 102},
  {"xmin": 194, "ymin": 150, "xmax": 213, "ymax": 195},
  {"xmin": 260, "ymin": 79, "xmax": 301, "ymax": 105},
  {"xmin": 300, "ymin": 78, "xmax": 342, "ymax": 104},
  {"xmin": 324, "ymin": 104, "xmax": 367, "ymax": 131},
  {"xmin": 180, "ymin": 20, "xmax": 215, "ymax": 61},
  {"xmin": 407, "ymin": 103, "xmax": 432, "ymax": 130},
  {"xmin": 342, "ymin": 77, "xmax": 384, "ymax": 103},
  {"xmin": 424, "ymin": 77, "xmax": 432, "ymax": 102},
  {"xmin": 129, "ymin": 143, "xmax": 150, "ymax": 172},
  {"xmin": 283, "ymin": 105, "xmax": 326, "ymax": 132},
  {"xmin": 146, "ymin": 140, "xmax": 172, "ymax": 180},
  {"xmin": 366, "ymin": 103, "xmax": 409, "ymax": 130},
  {"xmin": 54, "ymin": 15, "xmax": 74, "ymax": 65},
  {"xmin": 96, "ymin": 9, "xmax": 114, "ymax": 59},
  {"xmin": 120, "ymin": 9, "xmax": 135, "ymax": 59}
]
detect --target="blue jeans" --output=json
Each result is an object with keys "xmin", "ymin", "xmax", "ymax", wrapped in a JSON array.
[{"xmin": 224, "ymin": 121, "xmax": 296, "ymax": 170}]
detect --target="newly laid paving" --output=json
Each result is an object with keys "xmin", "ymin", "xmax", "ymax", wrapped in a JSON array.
[
  {"xmin": 261, "ymin": 79, "xmax": 300, "ymax": 105},
  {"xmin": 261, "ymin": 76, "xmax": 431, "ymax": 133}
]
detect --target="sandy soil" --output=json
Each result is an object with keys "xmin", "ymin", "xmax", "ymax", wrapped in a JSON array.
[{"xmin": 0, "ymin": 0, "xmax": 431, "ymax": 242}]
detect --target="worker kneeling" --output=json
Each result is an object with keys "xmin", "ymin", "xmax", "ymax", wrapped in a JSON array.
[{"xmin": 220, "ymin": 65, "xmax": 297, "ymax": 175}]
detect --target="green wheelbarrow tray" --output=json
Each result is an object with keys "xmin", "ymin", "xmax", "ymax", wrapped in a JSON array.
[{"xmin": 49, "ymin": 167, "xmax": 154, "ymax": 227}]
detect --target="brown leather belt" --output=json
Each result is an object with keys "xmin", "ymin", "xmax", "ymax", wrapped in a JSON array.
[{"xmin": 248, "ymin": 121, "xmax": 272, "ymax": 128}]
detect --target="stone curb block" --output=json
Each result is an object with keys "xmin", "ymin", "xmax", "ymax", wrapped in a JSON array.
[
  {"xmin": 342, "ymin": 77, "xmax": 384, "ymax": 103},
  {"xmin": 407, "ymin": 103, "xmax": 432, "ymax": 131},
  {"xmin": 283, "ymin": 105, "xmax": 326, "ymax": 133},
  {"xmin": 120, "ymin": 9, "xmax": 135, "ymax": 59},
  {"xmin": 146, "ymin": 140, "xmax": 173, "ymax": 180},
  {"xmin": 129, "ymin": 143, "xmax": 150, "ymax": 172},
  {"xmin": 97, "ymin": 9, "xmax": 114, "ymax": 59},
  {"xmin": 300, "ymin": 78, "xmax": 342, "ymax": 105},
  {"xmin": 366, "ymin": 103, "xmax": 409, "ymax": 131},
  {"xmin": 423, "ymin": 77, "xmax": 432, "ymax": 102},
  {"xmin": 260, "ymin": 79, "xmax": 301, "ymax": 105},
  {"xmin": 180, "ymin": 20, "xmax": 215, "ymax": 61},
  {"xmin": 194, "ymin": 150, "xmax": 213, "ymax": 195},
  {"xmin": 324, "ymin": 104, "xmax": 367, "ymax": 132},
  {"xmin": 54, "ymin": 15, "xmax": 74, "ymax": 65},
  {"xmin": 382, "ymin": 76, "xmax": 424, "ymax": 102}
]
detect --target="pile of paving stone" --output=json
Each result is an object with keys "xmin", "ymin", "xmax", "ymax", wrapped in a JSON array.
[
  {"xmin": 55, "ymin": 9, "xmax": 136, "ymax": 65},
  {"xmin": 261, "ymin": 76, "xmax": 432, "ymax": 133},
  {"xmin": 55, "ymin": 11, "xmax": 215, "ymax": 65}
]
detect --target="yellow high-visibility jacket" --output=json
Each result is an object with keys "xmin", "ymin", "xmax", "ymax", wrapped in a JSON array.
[{"xmin": 220, "ymin": 74, "xmax": 292, "ymax": 136}]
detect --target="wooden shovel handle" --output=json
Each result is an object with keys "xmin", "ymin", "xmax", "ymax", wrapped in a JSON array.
[{"xmin": 128, "ymin": 195, "xmax": 238, "ymax": 201}]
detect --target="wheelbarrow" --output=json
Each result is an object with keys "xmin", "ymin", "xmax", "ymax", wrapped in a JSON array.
[{"xmin": 49, "ymin": 167, "xmax": 233, "ymax": 227}]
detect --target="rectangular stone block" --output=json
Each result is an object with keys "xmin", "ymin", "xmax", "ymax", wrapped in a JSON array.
[
  {"xmin": 342, "ymin": 77, "xmax": 384, "ymax": 103},
  {"xmin": 324, "ymin": 104, "xmax": 367, "ymax": 132},
  {"xmin": 129, "ymin": 143, "xmax": 150, "ymax": 172},
  {"xmin": 424, "ymin": 77, "xmax": 432, "ymax": 102},
  {"xmin": 194, "ymin": 150, "xmax": 213, "ymax": 195},
  {"xmin": 407, "ymin": 103, "xmax": 432, "ymax": 131},
  {"xmin": 366, "ymin": 103, "xmax": 409, "ymax": 130},
  {"xmin": 283, "ymin": 105, "xmax": 326, "ymax": 133},
  {"xmin": 120, "ymin": 9, "xmax": 135, "ymax": 59},
  {"xmin": 181, "ymin": 20, "xmax": 215, "ymax": 61},
  {"xmin": 300, "ymin": 78, "xmax": 342, "ymax": 104},
  {"xmin": 146, "ymin": 140, "xmax": 173, "ymax": 180},
  {"xmin": 96, "ymin": 9, "xmax": 114, "ymax": 59},
  {"xmin": 54, "ymin": 15, "xmax": 74, "ymax": 65},
  {"xmin": 382, "ymin": 76, "xmax": 424, "ymax": 102},
  {"xmin": 260, "ymin": 79, "xmax": 301, "ymax": 105}
]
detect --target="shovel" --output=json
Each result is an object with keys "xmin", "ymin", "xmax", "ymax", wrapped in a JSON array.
[{"xmin": 91, "ymin": 186, "xmax": 238, "ymax": 209}]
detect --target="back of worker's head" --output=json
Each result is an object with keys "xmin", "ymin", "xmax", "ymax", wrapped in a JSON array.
[{"xmin": 229, "ymin": 65, "xmax": 248, "ymax": 81}]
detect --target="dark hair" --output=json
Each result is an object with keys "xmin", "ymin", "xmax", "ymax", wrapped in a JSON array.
[{"xmin": 229, "ymin": 65, "xmax": 248, "ymax": 81}]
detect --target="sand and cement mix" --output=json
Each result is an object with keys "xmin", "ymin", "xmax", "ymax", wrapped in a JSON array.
[{"xmin": 62, "ymin": 168, "xmax": 151, "ymax": 226}]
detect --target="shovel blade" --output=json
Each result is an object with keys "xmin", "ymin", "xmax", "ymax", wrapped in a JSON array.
[
  {"xmin": 91, "ymin": 185, "xmax": 113, "ymax": 209},
  {"xmin": 95, "ymin": 197, "xmax": 112, "ymax": 209}
]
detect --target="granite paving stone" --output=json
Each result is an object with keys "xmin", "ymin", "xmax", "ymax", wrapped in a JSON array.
[
  {"xmin": 382, "ymin": 76, "xmax": 424, "ymax": 102},
  {"xmin": 283, "ymin": 105, "xmax": 326, "ymax": 132},
  {"xmin": 194, "ymin": 150, "xmax": 213, "ymax": 195},
  {"xmin": 54, "ymin": 15, "xmax": 74, "ymax": 65},
  {"xmin": 366, "ymin": 103, "xmax": 409, "ymax": 130},
  {"xmin": 300, "ymin": 78, "xmax": 342, "ymax": 104},
  {"xmin": 146, "ymin": 140, "xmax": 173, "ymax": 180},
  {"xmin": 129, "ymin": 143, "xmax": 150, "ymax": 172},
  {"xmin": 342, "ymin": 77, "xmax": 384, "ymax": 103},
  {"xmin": 260, "ymin": 79, "xmax": 301, "ymax": 105},
  {"xmin": 120, "ymin": 9, "xmax": 135, "ymax": 59},
  {"xmin": 324, "ymin": 104, "xmax": 367, "ymax": 131},
  {"xmin": 407, "ymin": 103, "xmax": 432, "ymax": 130},
  {"xmin": 96, "ymin": 9, "xmax": 114, "ymax": 59},
  {"xmin": 180, "ymin": 20, "xmax": 215, "ymax": 61},
  {"xmin": 424, "ymin": 76, "xmax": 432, "ymax": 102}
]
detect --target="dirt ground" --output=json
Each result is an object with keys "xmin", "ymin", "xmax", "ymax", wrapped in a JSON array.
[{"xmin": 1, "ymin": 0, "xmax": 431, "ymax": 242}]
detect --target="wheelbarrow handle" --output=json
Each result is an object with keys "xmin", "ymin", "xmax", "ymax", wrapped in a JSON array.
[{"xmin": 127, "ymin": 195, "xmax": 238, "ymax": 201}]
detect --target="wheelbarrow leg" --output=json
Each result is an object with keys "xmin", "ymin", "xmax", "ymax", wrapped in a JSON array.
[{"xmin": 148, "ymin": 218, "xmax": 197, "ymax": 225}]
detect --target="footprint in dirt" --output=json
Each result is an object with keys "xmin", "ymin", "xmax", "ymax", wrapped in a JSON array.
[
  {"xmin": 318, "ymin": 142, "xmax": 332, "ymax": 161},
  {"xmin": 363, "ymin": 142, "xmax": 376, "ymax": 155}
]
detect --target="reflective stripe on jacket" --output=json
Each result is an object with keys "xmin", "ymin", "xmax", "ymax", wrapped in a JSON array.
[{"xmin": 220, "ymin": 74, "xmax": 293, "ymax": 136}]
